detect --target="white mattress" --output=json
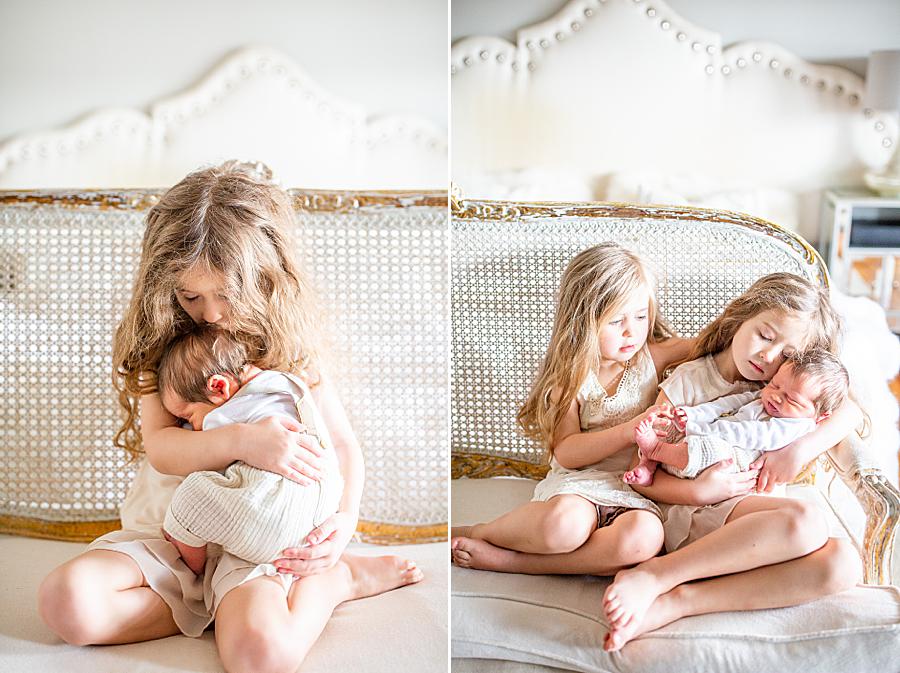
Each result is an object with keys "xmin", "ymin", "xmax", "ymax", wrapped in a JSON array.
[
  {"xmin": 451, "ymin": 478, "xmax": 900, "ymax": 673},
  {"xmin": 0, "ymin": 534, "xmax": 448, "ymax": 673}
]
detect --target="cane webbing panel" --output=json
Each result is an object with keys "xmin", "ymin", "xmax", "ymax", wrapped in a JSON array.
[
  {"xmin": 451, "ymin": 201, "xmax": 826, "ymax": 469},
  {"xmin": 0, "ymin": 190, "xmax": 448, "ymax": 538}
]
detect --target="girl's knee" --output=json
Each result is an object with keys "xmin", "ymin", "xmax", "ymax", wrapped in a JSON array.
[
  {"xmin": 817, "ymin": 538, "xmax": 862, "ymax": 594},
  {"xmin": 537, "ymin": 498, "xmax": 596, "ymax": 553},
  {"xmin": 781, "ymin": 500, "xmax": 829, "ymax": 553},
  {"xmin": 611, "ymin": 513, "xmax": 664, "ymax": 565},
  {"xmin": 38, "ymin": 562, "xmax": 103, "ymax": 645},
  {"xmin": 218, "ymin": 619, "xmax": 298, "ymax": 673}
]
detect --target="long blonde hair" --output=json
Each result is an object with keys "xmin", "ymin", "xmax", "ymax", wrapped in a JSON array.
[
  {"xmin": 687, "ymin": 272, "xmax": 841, "ymax": 363},
  {"xmin": 113, "ymin": 160, "xmax": 323, "ymax": 459},
  {"xmin": 517, "ymin": 243, "xmax": 672, "ymax": 455}
]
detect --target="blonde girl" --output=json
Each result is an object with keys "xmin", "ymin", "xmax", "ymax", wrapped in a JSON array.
[
  {"xmin": 37, "ymin": 162, "xmax": 422, "ymax": 671},
  {"xmin": 451, "ymin": 243, "xmax": 694, "ymax": 574},
  {"xmin": 602, "ymin": 272, "xmax": 863, "ymax": 651}
]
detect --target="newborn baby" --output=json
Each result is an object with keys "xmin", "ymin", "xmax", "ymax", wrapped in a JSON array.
[
  {"xmin": 624, "ymin": 348, "xmax": 849, "ymax": 486},
  {"xmin": 157, "ymin": 323, "xmax": 343, "ymax": 574}
]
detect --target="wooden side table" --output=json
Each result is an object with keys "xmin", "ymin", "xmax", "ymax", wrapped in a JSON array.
[{"xmin": 819, "ymin": 188, "xmax": 900, "ymax": 332}]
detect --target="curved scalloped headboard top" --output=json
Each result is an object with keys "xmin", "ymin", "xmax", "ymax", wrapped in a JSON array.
[
  {"xmin": 451, "ymin": 0, "xmax": 896, "ymax": 195},
  {"xmin": 0, "ymin": 47, "xmax": 447, "ymax": 190}
]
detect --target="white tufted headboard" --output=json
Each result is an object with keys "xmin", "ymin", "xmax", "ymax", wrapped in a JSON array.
[
  {"xmin": 0, "ymin": 47, "xmax": 447, "ymax": 190},
  {"xmin": 451, "ymin": 0, "xmax": 897, "ymax": 241}
]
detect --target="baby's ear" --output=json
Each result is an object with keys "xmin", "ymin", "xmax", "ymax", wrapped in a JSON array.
[
  {"xmin": 815, "ymin": 411, "xmax": 831, "ymax": 424},
  {"xmin": 206, "ymin": 374, "xmax": 232, "ymax": 403}
]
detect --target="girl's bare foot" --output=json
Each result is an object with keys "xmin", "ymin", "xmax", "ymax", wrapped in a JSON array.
[
  {"xmin": 340, "ymin": 554, "xmax": 423, "ymax": 601},
  {"xmin": 604, "ymin": 585, "xmax": 686, "ymax": 651},
  {"xmin": 451, "ymin": 536, "xmax": 518, "ymax": 571},
  {"xmin": 602, "ymin": 564, "xmax": 667, "ymax": 630}
]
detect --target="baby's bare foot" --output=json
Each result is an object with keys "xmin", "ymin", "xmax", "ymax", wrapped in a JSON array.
[
  {"xmin": 166, "ymin": 533, "xmax": 207, "ymax": 575},
  {"xmin": 634, "ymin": 416, "xmax": 662, "ymax": 459},
  {"xmin": 623, "ymin": 462, "xmax": 655, "ymax": 486},
  {"xmin": 341, "ymin": 554, "xmax": 423, "ymax": 601},
  {"xmin": 602, "ymin": 565, "xmax": 666, "ymax": 631},
  {"xmin": 451, "ymin": 537, "xmax": 518, "ymax": 571}
]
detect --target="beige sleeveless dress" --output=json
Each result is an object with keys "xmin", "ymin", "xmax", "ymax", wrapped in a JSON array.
[{"xmin": 531, "ymin": 348, "xmax": 661, "ymax": 519}]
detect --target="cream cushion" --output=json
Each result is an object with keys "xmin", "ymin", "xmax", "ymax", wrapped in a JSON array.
[
  {"xmin": 451, "ymin": 478, "xmax": 900, "ymax": 673},
  {"xmin": 0, "ymin": 535, "xmax": 447, "ymax": 673}
]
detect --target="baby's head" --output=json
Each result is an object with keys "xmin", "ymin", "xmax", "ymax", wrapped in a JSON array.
[
  {"xmin": 157, "ymin": 323, "xmax": 249, "ymax": 430},
  {"xmin": 759, "ymin": 348, "xmax": 849, "ymax": 421}
]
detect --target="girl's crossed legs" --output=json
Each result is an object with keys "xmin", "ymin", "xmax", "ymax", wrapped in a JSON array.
[
  {"xmin": 602, "ymin": 495, "xmax": 861, "ymax": 650},
  {"xmin": 451, "ymin": 494, "xmax": 664, "ymax": 572},
  {"xmin": 39, "ymin": 548, "xmax": 422, "ymax": 673}
]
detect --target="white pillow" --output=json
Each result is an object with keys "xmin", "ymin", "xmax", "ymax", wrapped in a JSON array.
[
  {"xmin": 603, "ymin": 171, "xmax": 800, "ymax": 234},
  {"xmin": 454, "ymin": 168, "xmax": 597, "ymax": 202}
]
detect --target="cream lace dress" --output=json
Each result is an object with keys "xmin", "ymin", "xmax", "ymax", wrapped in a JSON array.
[{"xmin": 531, "ymin": 348, "xmax": 661, "ymax": 518}]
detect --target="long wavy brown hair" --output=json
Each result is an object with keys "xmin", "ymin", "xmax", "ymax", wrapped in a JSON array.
[
  {"xmin": 685, "ymin": 272, "xmax": 841, "ymax": 363},
  {"xmin": 112, "ymin": 160, "xmax": 324, "ymax": 460},
  {"xmin": 516, "ymin": 243, "xmax": 672, "ymax": 457}
]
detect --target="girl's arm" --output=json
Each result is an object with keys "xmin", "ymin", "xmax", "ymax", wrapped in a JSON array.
[
  {"xmin": 753, "ymin": 397, "xmax": 863, "ymax": 492},
  {"xmin": 649, "ymin": 337, "xmax": 696, "ymax": 381},
  {"xmin": 553, "ymin": 337, "xmax": 694, "ymax": 470},
  {"xmin": 630, "ymin": 457, "xmax": 760, "ymax": 505},
  {"xmin": 141, "ymin": 393, "xmax": 322, "ymax": 483},
  {"xmin": 310, "ymin": 373, "xmax": 364, "ymax": 520},
  {"xmin": 275, "ymin": 372, "xmax": 363, "ymax": 576},
  {"xmin": 141, "ymin": 393, "xmax": 247, "ymax": 475},
  {"xmin": 552, "ymin": 395, "xmax": 660, "ymax": 469}
]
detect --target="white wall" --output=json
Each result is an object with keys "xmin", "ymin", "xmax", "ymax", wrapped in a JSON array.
[
  {"xmin": 451, "ymin": 0, "xmax": 900, "ymax": 75},
  {"xmin": 0, "ymin": 0, "xmax": 448, "ymax": 143}
]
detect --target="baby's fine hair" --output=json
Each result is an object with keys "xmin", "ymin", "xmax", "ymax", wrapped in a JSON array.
[
  {"xmin": 517, "ymin": 243, "xmax": 672, "ymax": 453},
  {"xmin": 688, "ymin": 272, "xmax": 841, "ymax": 362},
  {"xmin": 157, "ymin": 324, "xmax": 248, "ymax": 405},
  {"xmin": 786, "ymin": 348, "xmax": 849, "ymax": 415},
  {"xmin": 112, "ymin": 160, "xmax": 324, "ymax": 459}
]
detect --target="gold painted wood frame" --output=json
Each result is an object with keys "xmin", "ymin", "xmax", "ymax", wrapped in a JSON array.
[{"xmin": 0, "ymin": 515, "xmax": 448, "ymax": 546}]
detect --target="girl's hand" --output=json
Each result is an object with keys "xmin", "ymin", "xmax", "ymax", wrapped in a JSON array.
[
  {"xmin": 631, "ymin": 404, "xmax": 671, "ymax": 432},
  {"xmin": 750, "ymin": 448, "xmax": 806, "ymax": 493},
  {"xmin": 694, "ymin": 459, "xmax": 758, "ymax": 504},
  {"xmin": 673, "ymin": 407, "xmax": 687, "ymax": 431},
  {"xmin": 273, "ymin": 512, "xmax": 358, "ymax": 576},
  {"xmin": 243, "ymin": 416, "xmax": 325, "ymax": 485}
]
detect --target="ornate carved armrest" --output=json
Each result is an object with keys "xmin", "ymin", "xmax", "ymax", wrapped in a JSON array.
[{"xmin": 825, "ymin": 433, "xmax": 900, "ymax": 585}]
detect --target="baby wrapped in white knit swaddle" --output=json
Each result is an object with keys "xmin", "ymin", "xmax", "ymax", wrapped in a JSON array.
[
  {"xmin": 156, "ymin": 324, "xmax": 343, "ymax": 574},
  {"xmin": 624, "ymin": 348, "xmax": 850, "ymax": 487}
]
